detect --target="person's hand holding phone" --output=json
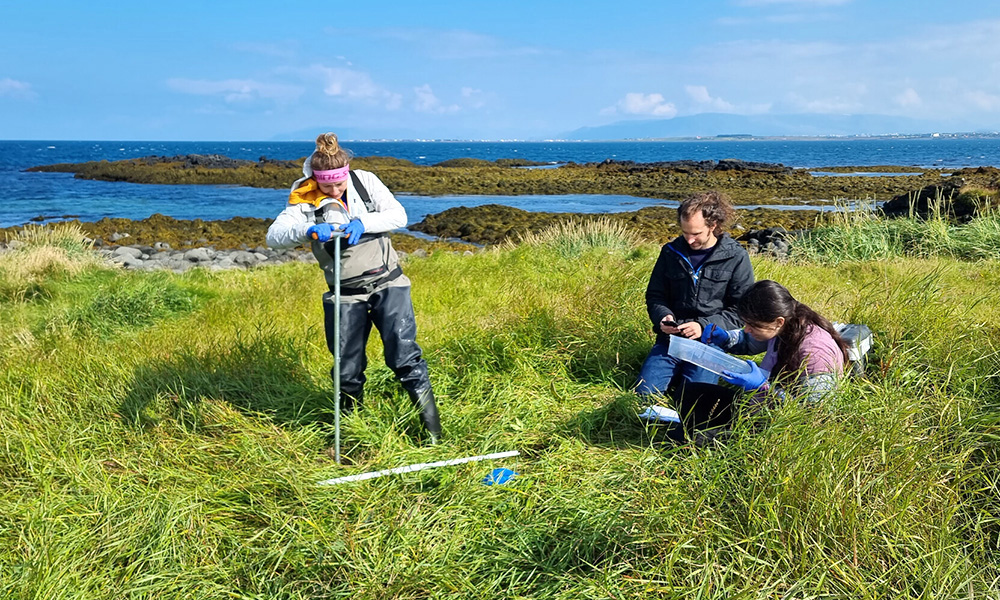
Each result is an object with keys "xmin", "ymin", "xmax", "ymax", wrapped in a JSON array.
[
  {"xmin": 677, "ymin": 321, "xmax": 703, "ymax": 340},
  {"xmin": 659, "ymin": 315, "xmax": 680, "ymax": 335}
]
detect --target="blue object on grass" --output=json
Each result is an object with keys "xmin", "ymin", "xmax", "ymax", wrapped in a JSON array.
[
  {"xmin": 638, "ymin": 405, "xmax": 681, "ymax": 424},
  {"xmin": 483, "ymin": 467, "xmax": 517, "ymax": 486}
]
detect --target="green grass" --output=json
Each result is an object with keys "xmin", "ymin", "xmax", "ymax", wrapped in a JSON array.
[
  {"xmin": 793, "ymin": 199, "xmax": 1000, "ymax": 263},
  {"xmin": 0, "ymin": 221, "xmax": 998, "ymax": 598}
]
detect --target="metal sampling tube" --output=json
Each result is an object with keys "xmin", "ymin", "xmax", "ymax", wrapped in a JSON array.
[{"xmin": 333, "ymin": 233, "xmax": 342, "ymax": 465}]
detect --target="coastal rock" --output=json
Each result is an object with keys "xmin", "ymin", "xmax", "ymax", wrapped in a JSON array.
[
  {"xmin": 137, "ymin": 154, "xmax": 256, "ymax": 169},
  {"xmin": 88, "ymin": 237, "xmax": 471, "ymax": 273},
  {"xmin": 882, "ymin": 176, "xmax": 997, "ymax": 221},
  {"xmin": 230, "ymin": 250, "xmax": 259, "ymax": 266},
  {"xmin": 591, "ymin": 158, "xmax": 794, "ymax": 175},
  {"xmin": 110, "ymin": 253, "xmax": 143, "ymax": 268},
  {"xmin": 92, "ymin": 242, "xmax": 312, "ymax": 272},
  {"xmin": 716, "ymin": 159, "xmax": 793, "ymax": 174},
  {"xmin": 213, "ymin": 257, "xmax": 235, "ymax": 270},
  {"xmin": 184, "ymin": 248, "xmax": 212, "ymax": 262},
  {"xmin": 112, "ymin": 246, "xmax": 143, "ymax": 259},
  {"xmin": 29, "ymin": 152, "xmax": 936, "ymax": 204},
  {"xmin": 882, "ymin": 178, "xmax": 964, "ymax": 218},
  {"xmin": 738, "ymin": 227, "xmax": 806, "ymax": 260}
]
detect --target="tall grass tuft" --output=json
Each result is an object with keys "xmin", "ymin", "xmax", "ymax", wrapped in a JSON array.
[
  {"xmin": 793, "ymin": 199, "xmax": 1000, "ymax": 263},
  {"xmin": 0, "ymin": 223, "xmax": 102, "ymax": 302},
  {"xmin": 510, "ymin": 217, "xmax": 645, "ymax": 258},
  {"xmin": 68, "ymin": 273, "xmax": 200, "ymax": 337},
  {"xmin": 5, "ymin": 221, "xmax": 95, "ymax": 254}
]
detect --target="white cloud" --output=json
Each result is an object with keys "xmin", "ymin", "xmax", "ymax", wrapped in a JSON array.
[
  {"xmin": 685, "ymin": 85, "xmax": 736, "ymax": 112},
  {"xmin": 311, "ymin": 65, "xmax": 403, "ymax": 110},
  {"xmin": 894, "ymin": 88, "xmax": 922, "ymax": 108},
  {"xmin": 385, "ymin": 93, "xmax": 403, "ymax": 111},
  {"xmin": 965, "ymin": 90, "xmax": 1000, "ymax": 111},
  {"xmin": 461, "ymin": 87, "xmax": 486, "ymax": 108},
  {"xmin": 605, "ymin": 92, "xmax": 677, "ymax": 117},
  {"xmin": 0, "ymin": 78, "xmax": 36, "ymax": 100},
  {"xmin": 729, "ymin": 21, "xmax": 1000, "ymax": 120},
  {"xmin": 414, "ymin": 84, "xmax": 460, "ymax": 114},
  {"xmin": 319, "ymin": 67, "xmax": 381, "ymax": 99},
  {"xmin": 166, "ymin": 78, "xmax": 303, "ymax": 103}
]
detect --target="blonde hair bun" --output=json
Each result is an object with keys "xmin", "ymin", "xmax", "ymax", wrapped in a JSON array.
[
  {"xmin": 315, "ymin": 132, "xmax": 341, "ymax": 156},
  {"xmin": 311, "ymin": 132, "xmax": 351, "ymax": 170}
]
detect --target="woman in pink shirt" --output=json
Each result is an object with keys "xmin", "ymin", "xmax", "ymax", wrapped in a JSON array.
[{"xmin": 675, "ymin": 280, "xmax": 849, "ymax": 439}]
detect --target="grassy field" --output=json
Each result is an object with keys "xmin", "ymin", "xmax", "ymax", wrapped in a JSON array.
[{"xmin": 1, "ymin": 218, "xmax": 998, "ymax": 599}]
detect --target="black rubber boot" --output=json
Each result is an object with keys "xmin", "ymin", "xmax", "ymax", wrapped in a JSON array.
[
  {"xmin": 340, "ymin": 389, "xmax": 363, "ymax": 414},
  {"xmin": 408, "ymin": 387, "xmax": 441, "ymax": 444}
]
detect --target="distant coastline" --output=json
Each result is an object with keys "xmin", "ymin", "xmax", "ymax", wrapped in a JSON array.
[
  {"xmin": 5, "ymin": 131, "xmax": 1000, "ymax": 144},
  {"xmin": 316, "ymin": 132, "xmax": 1000, "ymax": 144}
]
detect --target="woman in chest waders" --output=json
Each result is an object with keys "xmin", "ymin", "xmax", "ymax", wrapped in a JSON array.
[{"xmin": 266, "ymin": 133, "xmax": 441, "ymax": 444}]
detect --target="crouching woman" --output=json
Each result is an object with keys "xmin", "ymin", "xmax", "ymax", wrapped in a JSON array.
[{"xmin": 678, "ymin": 280, "xmax": 849, "ymax": 436}]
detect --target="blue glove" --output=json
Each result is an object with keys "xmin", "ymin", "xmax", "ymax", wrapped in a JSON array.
[
  {"xmin": 339, "ymin": 219, "xmax": 365, "ymax": 245},
  {"xmin": 307, "ymin": 223, "xmax": 334, "ymax": 242},
  {"xmin": 701, "ymin": 323, "xmax": 729, "ymax": 347},
  {"xmin": 722, "ymin": 360, "xmax": 769, "ymax": 392}
]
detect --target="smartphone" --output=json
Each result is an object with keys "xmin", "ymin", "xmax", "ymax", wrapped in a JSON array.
[{"xmin": 662, "ymin": 318, "xmax": 679, "ymax": 328}]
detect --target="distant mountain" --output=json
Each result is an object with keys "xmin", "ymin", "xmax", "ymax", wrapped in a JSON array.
[{"xmin": 561, "ymin": 113, "xmax": 980, "ymax": 140}]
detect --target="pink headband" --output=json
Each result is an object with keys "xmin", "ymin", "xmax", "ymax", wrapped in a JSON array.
[{"xmin": 314, "ymin": 164, "xmax": 350, "ymax": 183}]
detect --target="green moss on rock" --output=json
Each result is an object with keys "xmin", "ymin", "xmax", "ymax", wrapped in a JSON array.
[
  {"xmin": 409, "ymin": 204, "xmax": 824, "ymax": 246},
  {"xmin": 27, "ymin": 154, "xmax": 963, "ymax": 206}
]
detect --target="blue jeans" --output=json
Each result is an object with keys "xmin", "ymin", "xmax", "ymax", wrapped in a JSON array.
[{"xmin": 635, "ymin": 340, "xmax": 720, "ymax": 401}]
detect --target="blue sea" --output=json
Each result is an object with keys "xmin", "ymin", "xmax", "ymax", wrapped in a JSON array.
[{"xmin": 2, "ymin": 138, "xmax": 998, "ymax": 228}]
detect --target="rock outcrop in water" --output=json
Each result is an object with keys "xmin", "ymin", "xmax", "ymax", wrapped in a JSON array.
[
  {"xmin": 27, "ymin": 154, "xmax": 952, "ymax": 206},
  {"xmin": 881, "ymin": 168, "xmax": 1000, "ymax": 221}
]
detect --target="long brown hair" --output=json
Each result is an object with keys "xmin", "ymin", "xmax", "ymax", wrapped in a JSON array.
[
  {"xmin": 310, "ymin": 132, "xmax": 352, "ymax": 171},
  {"xmin": 737, "ymin": 280, "xmax": 849, "ymax": 379}
]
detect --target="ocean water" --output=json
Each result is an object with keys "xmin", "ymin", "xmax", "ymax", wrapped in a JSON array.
[{"xmin": 1, "ymin": 138, "xmax": 998, "ymax": 228}]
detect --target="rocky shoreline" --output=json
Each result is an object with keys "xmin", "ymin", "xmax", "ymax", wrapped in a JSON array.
[
  {"xmin": 10, "ymin": 156, "xmax": 998, "ymax": 268},
  {"xmin": 94, "ymin": 242, "xmax": 460, "ymax": 272},
  {"xmin": 0, "ymin": 232, "xmax": 461, "ymax": 273},
  {"xmin": 4, "ymin": 172, "xmax": 997, "ymax": 272},
  {"xmin": 0, "ymin": 207, "xmax": 820, "ymax": 273},
  {"xmin": 26, "ymin": 153, "xmax": 976, "ymax": 206},
  {"xmin": 0, "ymin": 226, "xmax": 800, "ymax": 273},
  {"xmin": 0, "ymin": 207, "xmax": 824, "ymax": 256}
]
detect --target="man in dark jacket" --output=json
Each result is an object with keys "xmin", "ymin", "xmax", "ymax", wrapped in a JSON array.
[{"xmin": 636, "ymin": 191, "xmax": 755, "ymax": 411}]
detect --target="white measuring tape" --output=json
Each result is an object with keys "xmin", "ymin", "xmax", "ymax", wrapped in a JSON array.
[{"xmin": 316, "ymin": 450, "xmax": 520, "ymax": 486}]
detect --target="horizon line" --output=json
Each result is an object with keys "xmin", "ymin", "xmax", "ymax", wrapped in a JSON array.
[{"xmin": 3, "ymin": 131, "xmax": 1000, "ymax": 144}]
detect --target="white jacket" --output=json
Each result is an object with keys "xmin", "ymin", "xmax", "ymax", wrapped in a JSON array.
[{"xmin": 266, "ymin": 156, "xmax": 406, "ymax": 249}]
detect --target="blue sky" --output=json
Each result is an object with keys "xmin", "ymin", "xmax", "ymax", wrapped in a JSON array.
[{"xmin": 2, "ymin": 0, "xmax": 1000, "ymax": 140}]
